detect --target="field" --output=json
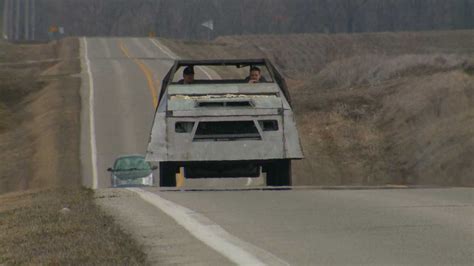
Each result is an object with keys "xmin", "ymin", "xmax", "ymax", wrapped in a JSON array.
[
  {"xmin": 0, "ymin": 29, "xmax": 472, "ymax": 263},
  {"xmin": 0, "ymin": 39, "xmax": 80, "ymax": 192},
  {"xmin": 0, "ymin": 188, "xmax": 146, "ymax": 264},
  {"xmin": 162, "ymin": 30, "xmax": 474, "ymax": 186}
]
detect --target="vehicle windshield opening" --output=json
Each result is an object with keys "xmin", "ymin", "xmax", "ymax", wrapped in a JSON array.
[
  {"xmin": 193, "ymin": 121, "xmax": 261, "ymax": 141},
  {"xmin": 172, "ymin": 64, "xmax": 274, "ymax": 84}
]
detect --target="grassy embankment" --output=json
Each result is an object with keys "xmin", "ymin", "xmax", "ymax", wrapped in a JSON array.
[
  {"xmin": 162, "ymin": 30, "xmax": 474, "ymax": 186},
  {"xmin": 0, "ymin": 39, "xmax": 146, "ymax": 264}
]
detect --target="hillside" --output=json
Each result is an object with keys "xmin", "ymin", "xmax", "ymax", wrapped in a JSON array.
[
  {"xmin": 0, "ymin": 39, "xmax": 147, "ymax": 264},
  {"xmin": 0, "ymin": 39, "xmax": 81, "ymax": 192},
  {"xmin": 162, "ymin": 30, "xmax": 474, "ymax": 186}
]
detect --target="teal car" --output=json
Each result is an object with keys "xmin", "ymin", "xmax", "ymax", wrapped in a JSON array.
[{"xmin": 107, "ymin": 155, "xmax": 157, "ymax": 187}]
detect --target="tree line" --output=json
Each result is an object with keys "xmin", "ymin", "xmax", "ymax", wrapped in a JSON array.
[{"xmin": 33, "ymin": 0, "xmax": 474, "ymax": 39}]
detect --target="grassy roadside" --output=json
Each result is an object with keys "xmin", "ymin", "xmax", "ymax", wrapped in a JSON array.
[
  {"xmin": 0, "ymin": 39, "xmax": 147, "ymax": 263},
  {"xmin": 0, "ymin": 188, "xmax": 146, "ymax": 264}
]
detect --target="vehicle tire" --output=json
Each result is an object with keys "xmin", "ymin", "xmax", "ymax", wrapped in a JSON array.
[
  {"xmin": 266, "ymin": 160, "xmax": 292, "ymax": 186},
  {"xmin": 160, "ymin": 162, "xmax": 177, "ymax": 187}
]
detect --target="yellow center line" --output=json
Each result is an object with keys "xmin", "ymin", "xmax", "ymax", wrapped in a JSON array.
[
  {"xmin": 118, "ymin": 41, "xmax": 158, "ymax": 108},
  {"xmin": 119, "ymin": 40, "xmax": 185, "ymax": 188}
]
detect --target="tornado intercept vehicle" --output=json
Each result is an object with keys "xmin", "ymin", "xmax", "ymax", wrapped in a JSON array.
[{"xmin": 146, "ymin": 59, "xmax": 303, "ymax": 187}]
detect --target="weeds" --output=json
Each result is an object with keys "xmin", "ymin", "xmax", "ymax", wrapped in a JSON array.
[
  {"xmin": 164, "ymin": 31, "xmax": 474, "ymax": 186},
  {"xmin": 0, "ymin": 188, "xmax": 147, "ymax": 265}
]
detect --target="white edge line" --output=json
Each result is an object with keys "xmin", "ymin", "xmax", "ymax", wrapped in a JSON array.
[
  {"xmin": 150, "ymin": 38, "xmax": 177, "ymax": 59},
  {"xmin": 150, "ymin": 38, "xmax": 214, "ymax": 80},
  {"xmin": 83, "ymin": 37, "xmax": 99, "ymax": 189},
  {"xmin": 128, "ymin": 188, "xmax": 289, "ymax": 266},
  {"xmin": 197, "ymin": 65, "xmax": 214, "ymax": 80},
  {"xmin": 146, "ymin": 37, "xmax": 288, "ymax": 263}
]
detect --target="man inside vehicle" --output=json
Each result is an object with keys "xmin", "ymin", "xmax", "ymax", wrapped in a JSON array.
[
  {"xmin": 245, "ymin": 66, "xmax": 267, "ymax": 83},
  {"xmin": 178, "ymin": 66, "xmax": 195, "ymax": 84}
]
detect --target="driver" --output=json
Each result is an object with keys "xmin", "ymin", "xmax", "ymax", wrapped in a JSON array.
[
  {"xmin": 245, "ymin": 66, "xmax": 266, "ymax": 83},
  {"xmin": 178, "ymin": 66, "xmax": 195, "ymax": 84}
]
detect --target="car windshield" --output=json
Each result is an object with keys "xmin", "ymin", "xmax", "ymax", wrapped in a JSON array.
[
  {"xmin": 114, "ymin": 156, "xmax": 151, "ymax": 171},
  {"xmin": 171, "ymin": 64, "xmax": 273, "ymax": 83},
  {"xmin": 112, "ymin": 156, "xmax": 152, "ymax": 180}
]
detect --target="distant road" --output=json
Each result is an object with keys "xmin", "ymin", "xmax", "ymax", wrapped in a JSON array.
[
  {"xmin": 82, "ymin": 37, "xmax": 473, "ymax": 265},
  {"xmin": 80, "ymin": 37, "xmax": 174, "ymax": 188},
  {"xmin": 80, "ymin": 37, "xmax": 259, "ymax": 189}
]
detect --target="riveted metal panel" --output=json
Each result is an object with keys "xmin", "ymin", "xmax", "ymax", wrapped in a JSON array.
[
  {"xmin": 283, "ymin": 110, "xmax": 304, "ymax": 159},
  {"xmin": 166, "ymin": 116, "xmax": 284, "ymax": 161},
  {"xmin": 145, "ymin": 113, "xmax": 168, "ymax": 162},
  {"xmin": 168, "ymin": 95, "xmax": 282, "ymax": 111},
  {"xmin": 168, "ymin": 83, "xmax": 280, "ymax": 96},
  {"xmin": 146, "ymin": 59, "xmax": 304, "ymax": 164}
]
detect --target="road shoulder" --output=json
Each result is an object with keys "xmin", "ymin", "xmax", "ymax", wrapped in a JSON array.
[{"xmin": 95, "ymin": 188, "xmax": 232, "ymax": 265}]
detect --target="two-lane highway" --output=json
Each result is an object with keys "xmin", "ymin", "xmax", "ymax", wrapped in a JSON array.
[
  {"xmin": 81, "ymin": 37, "xmax": 170, "ymax": 188},
  {"xmin": 154, "ymin": 187, "xmax": 473, "ymax": 265},
  {"xmin": 81, "ymin": 37, "xmax": 262, "ymax": 189}
]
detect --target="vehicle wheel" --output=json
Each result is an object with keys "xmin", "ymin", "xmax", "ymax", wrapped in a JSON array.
[
  {"xmin": 266, "ymin": 160, "xmax": 292, "ymax": 186},
  {"xmin": 160, "ymin": 162, "xmax": 177, "ymax": 187}
]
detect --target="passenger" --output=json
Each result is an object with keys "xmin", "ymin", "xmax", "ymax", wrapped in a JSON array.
[
  {"xmin": 245, "ymin": 66, "xmax": 266, "ymax": 83},
  {"xmin": 178, "ymin": 66, "xmax": 195, "ymax": 84}
]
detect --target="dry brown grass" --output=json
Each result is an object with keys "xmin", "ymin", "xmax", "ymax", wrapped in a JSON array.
[
  {"xmin": 0, "ymin": 38, "xmax": 81, "ymax": 193},
  {"xmin": 217, "ymin": 30, "xmax": 474, "ymax": 79},
  {"xmin": 0, "ymin": 188, "xmax": 147, "ymax": 265},
  {"xmin": 163, "ymin": 30, "xmax": 474, "ymax": 186},
  {"xmin": 292, "ymin": 53, "xmax": 473, "ymax": 186},
  {"xmin": 0, "ymin": 39, "xmax": 147, "ymax": 264}
]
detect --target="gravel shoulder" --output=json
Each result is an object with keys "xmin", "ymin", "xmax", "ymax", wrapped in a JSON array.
[{"xmin": 95, "ymin": 189, "xmax": 232, "ymax": 266}]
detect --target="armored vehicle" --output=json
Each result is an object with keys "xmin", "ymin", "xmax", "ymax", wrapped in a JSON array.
[{"xmin": 146, "ymin": 59, "xmax": 303, "ymax": 187}]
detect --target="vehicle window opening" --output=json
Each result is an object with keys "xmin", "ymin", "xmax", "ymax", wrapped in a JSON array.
[
  {"xmin": 226, "ymin": 101, "xmax": 252, "ymax": 107},
  {"xmin": 175, "ymin": 122, "xmax": 195, "ymax": 133},
  {"xmin": 259, "ymin": 120, "xmax": 279, "ymax": 131},
  {"xmin": 197, "ymin": 100, "xmax": 252, "ymax": 108},
  {"xmin": 197, "ymin": 102, "xmax": 224, "ymax": 107},
  {"xmin": 194, "ymin": 121, "xmax": 261, "ymax": 141},
  {"xmin": 171, "ymin": 64, "xmax": 273, "ymax": 83}
]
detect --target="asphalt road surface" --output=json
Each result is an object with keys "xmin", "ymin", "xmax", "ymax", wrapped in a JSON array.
[
  {"xmin": 82, "ymin": 37, "xmax": 473, "ymax": 265},
  {"xmin": 81, "ymin": 37, "xmax": 173, "ymax": 189},
  {"xmin": 154, "ymin": 187, "xmax": 473, "ymax": 265}
]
